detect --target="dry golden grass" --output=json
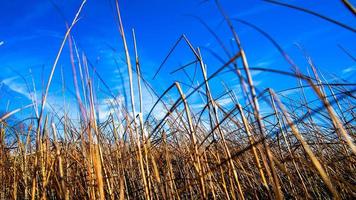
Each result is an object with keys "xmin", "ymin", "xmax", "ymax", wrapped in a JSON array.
[{"xmin": 0, "ymin": 0, "xmax": 355, "ymax": 199}]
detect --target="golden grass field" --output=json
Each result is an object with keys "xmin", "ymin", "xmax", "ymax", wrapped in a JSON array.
[{"xmin": 0, "ymin": 0, "xmax": 355, "ymax": 199}]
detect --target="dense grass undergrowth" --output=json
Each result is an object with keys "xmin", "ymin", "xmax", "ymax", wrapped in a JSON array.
[{"xmin": 0, "ymin": 0, "xmax": 355, "ymax": 199}]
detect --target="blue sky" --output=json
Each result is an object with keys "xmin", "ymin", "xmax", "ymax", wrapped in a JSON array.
[{"xmin": 0, "ymin": 0, "xmax": 355, "ymax": 120}]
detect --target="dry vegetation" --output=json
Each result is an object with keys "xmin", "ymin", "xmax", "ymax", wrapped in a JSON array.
[{"xmin": 0, "ymin": 0, "xmax": 355, "ymax": 199}]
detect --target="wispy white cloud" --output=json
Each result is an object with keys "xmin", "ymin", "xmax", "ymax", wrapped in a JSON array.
[
  {"xmin": 254, "ymin": 61, "xmax": 271, "ymax": 68},
  {"xmin": 342, "ymin": 66, "xmax": 355, "ymax": 74},
  {"xmin": 254, "ymin": 80, "xmax": 263, "ymax": 86},
  {"xmin": 216, "ymin": 97, "xmax": 233, "ymax": 107},
  {"xmin": 97, "ymin": 96, "xmax": 124, "ymax": 121},
  {"xmin": 232, "ymin": 4, "xmax": 271, "ymax": 18},
  {"xmin": 0, "ymin": 41, "xmax": 4, "ymax": 46},
  {"xmin": 279, "ymin": 88, "xmax": 299, "ymax": 96},
  {"xmin": 0, "ymin": 76, "xmax": 31, "ymax": 100}
]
